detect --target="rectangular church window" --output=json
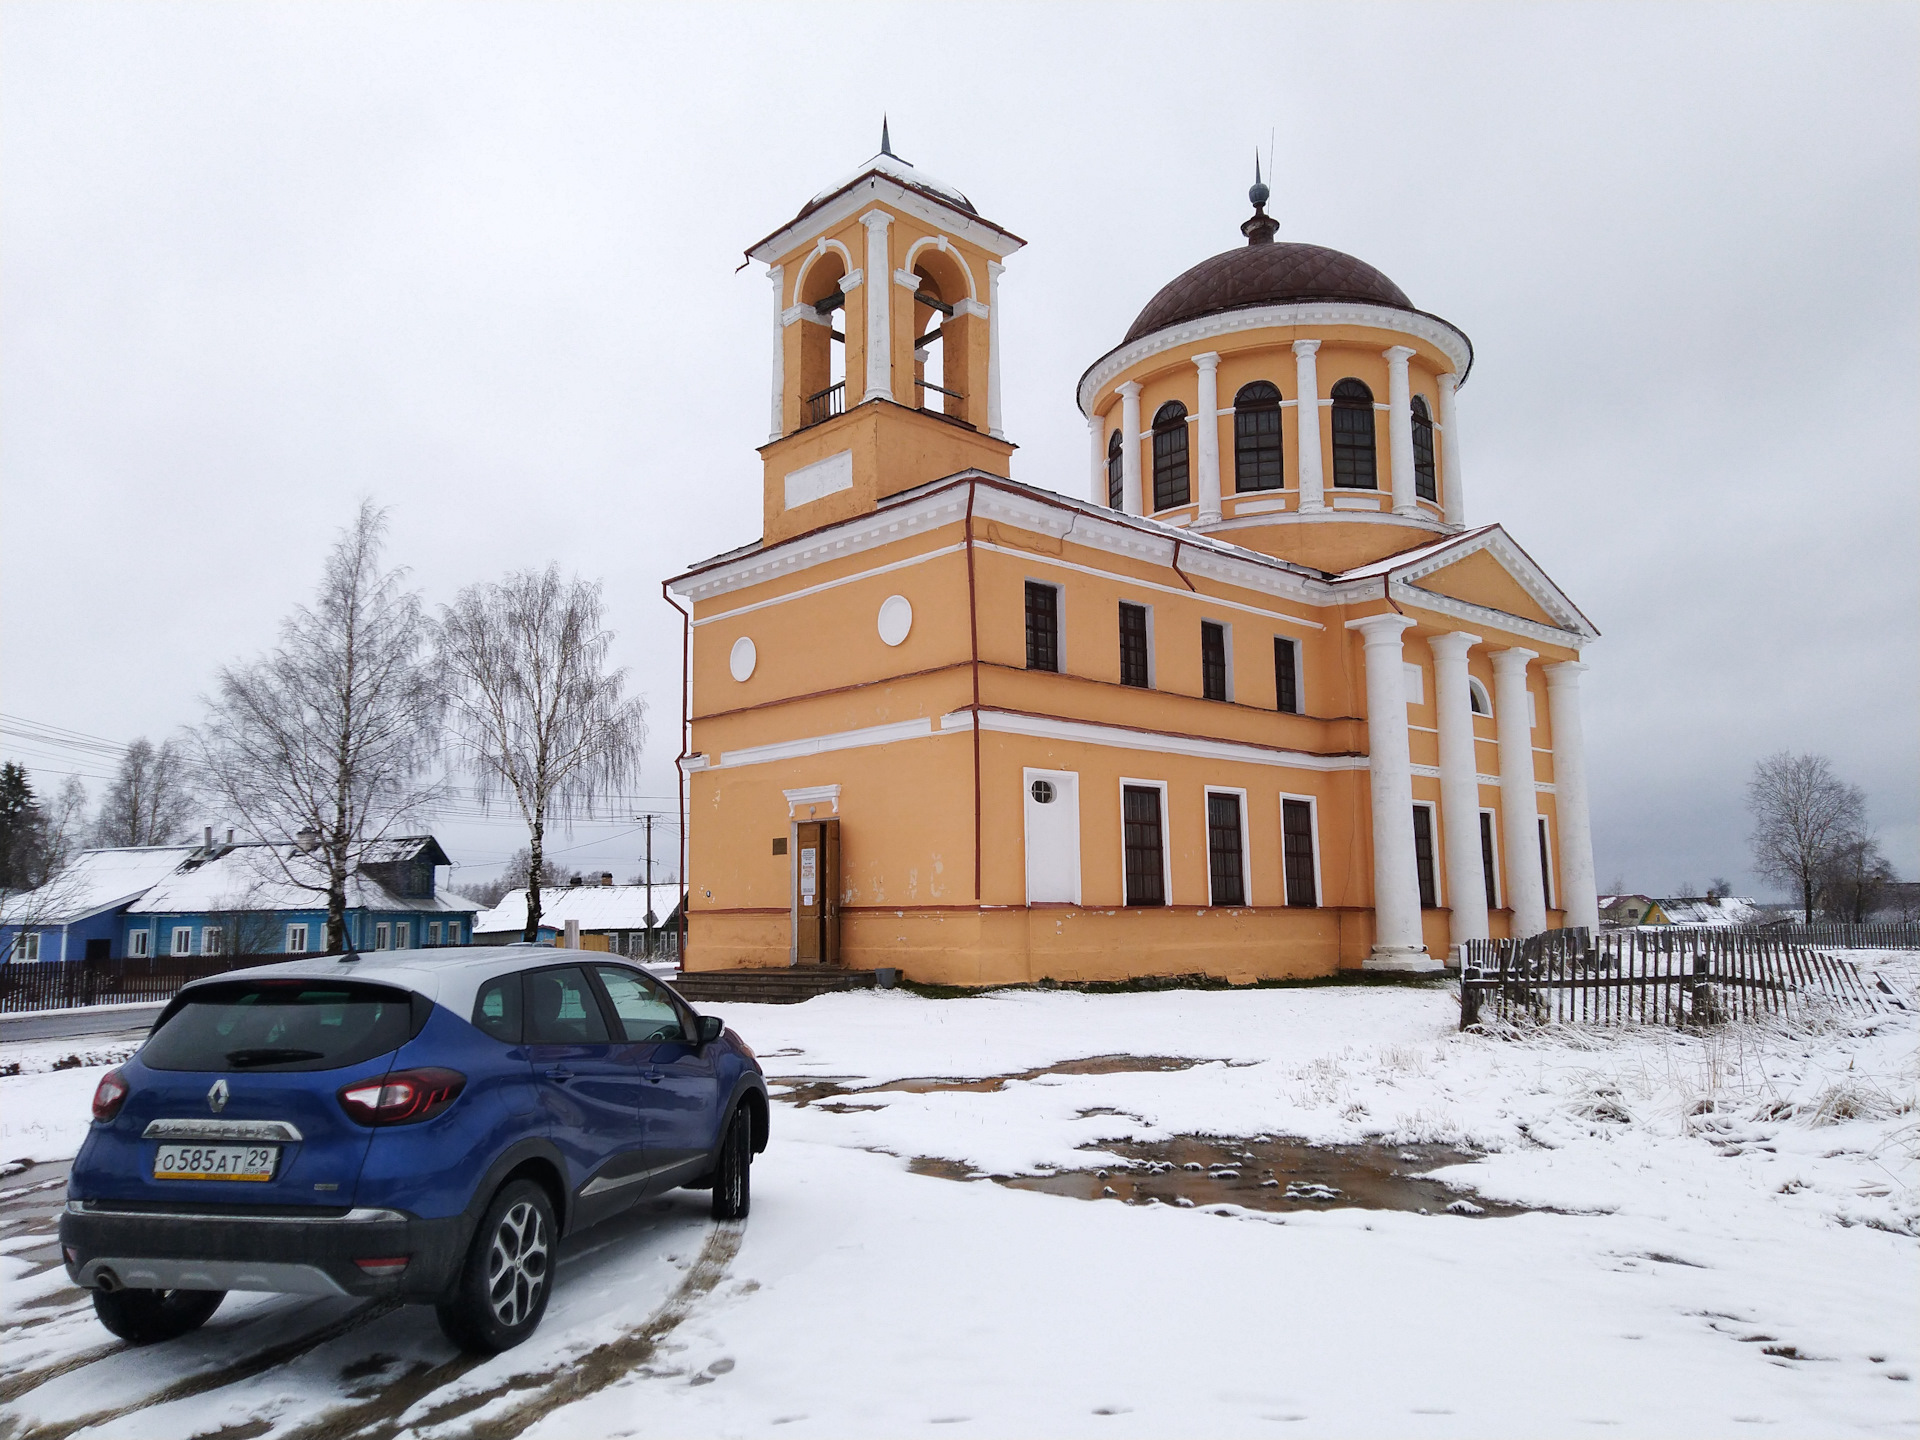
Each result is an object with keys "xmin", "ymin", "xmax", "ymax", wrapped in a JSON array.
[
  {"xmin": 1201, "ymin": 622, "xmax": 1228, "ymax": 702},
  {"xmin": 1118, "ymin": 603, "xmax": 1150, "ymax": 688},
  {"xmin": 1207, "ymin": 793, "xmax": 1245, "ymax": 906},
  {"xmin": 1024, "ymin": 582, "xmax": 1058, "ymax": 673},
  {"xmin": 1282, "ymin": 798, "xmax": 1318, "ymax": 907},
  {"xmin": 1275, "ymin": 636, "xmax": 1299, "ymax": 714},
  {"xmin": 1413, "ymin": 804, "xmax": 1438, "ymax": 909},
  {"xmin": 1480, "ymin": 811, "xmax": 1500, "ymax": 908},
  {"xmin": 1122, "ymin": 786, "xmax": 1165, "ymax": 907},
  {"xmin": 1538, "ymin": 817, "xmax": 1554, "ymax": 910}
]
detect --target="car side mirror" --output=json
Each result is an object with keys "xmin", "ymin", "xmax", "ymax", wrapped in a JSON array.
[{"xmin": 698, "ymin": 1014, "xmax": 725, "ymax": 1045}]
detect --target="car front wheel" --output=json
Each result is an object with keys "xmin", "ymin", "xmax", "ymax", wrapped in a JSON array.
[
  {"xmin": 92, "ymin": 1286, "xmax": 224, "ymax": 1344},
  {"xmin": 436, "ymin": 1179, "xmax": 555, "ymax": 1354},
  {"xmin": 711, "ymin": 1107, "xmax": 752, "ymax": 1221}
]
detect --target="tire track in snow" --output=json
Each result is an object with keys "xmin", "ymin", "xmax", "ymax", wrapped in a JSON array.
[{"xmin": 275, "ymin": 1219, "xmax": 744, "ymax": 1440}]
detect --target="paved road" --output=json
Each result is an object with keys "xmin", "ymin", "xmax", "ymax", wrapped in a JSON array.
[{"xmin": 0, "ymin": 1005, "xmax": 163, "ymax": 1044}]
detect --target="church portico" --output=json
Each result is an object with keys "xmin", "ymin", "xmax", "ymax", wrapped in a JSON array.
[{"xmin": 667, "ymin": 136, "xmax": 1599, "ymax": 986}]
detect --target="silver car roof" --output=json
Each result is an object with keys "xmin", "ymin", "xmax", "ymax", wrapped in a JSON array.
[{"xmin": 174, "ymin": 945, "xmax": 663, "ymax": 1020}]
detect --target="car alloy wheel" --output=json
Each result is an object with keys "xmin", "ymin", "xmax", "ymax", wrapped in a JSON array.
[{"xmin": 485, "ymin": 1198, "xmax": 549, "ymax": 1327}]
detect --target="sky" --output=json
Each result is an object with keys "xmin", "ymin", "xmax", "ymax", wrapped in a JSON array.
[{"xmin": 3, "ymin": 1, "xmax": 1915, "ymax": 900}]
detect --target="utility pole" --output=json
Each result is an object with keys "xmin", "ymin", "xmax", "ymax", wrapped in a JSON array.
[{"xmin": 642, "ymin": 814, "xmax": 656, "ymax": 958}]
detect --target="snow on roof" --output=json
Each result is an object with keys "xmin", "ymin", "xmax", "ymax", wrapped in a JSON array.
[
  {"xmin": 805, "ymin": 149, "xmax": 975, "ymax": 216},
  {"xmin": 1651, "ymin": 897, "xmax": 1761, "ymax": 927},
  {"xmin": 1334, "ymin": 526, "xmax": 1502, "ymax": 581},
  {"xmin": 358, "ymin": 835, "xmax": 452, "ymax": 866},
  {"xmin": 474, "ymin": 884, "xmax": 683, "ymax": 936},
  {"xmin": 127, "ymin": 842, "xmax": 472, "ymax": 917},
  {"xmin": 0, "ymin": 845, "xmax": 201, "ymax": 926}
]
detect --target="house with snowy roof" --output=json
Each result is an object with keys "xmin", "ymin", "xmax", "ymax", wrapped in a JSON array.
[
  {"xmin": 473, "ymin": 878, "xmax": 683, "ymax": 957},
  {"xmin": 1, "ymin": 843, "xmax": 201, "ymax": 964}
]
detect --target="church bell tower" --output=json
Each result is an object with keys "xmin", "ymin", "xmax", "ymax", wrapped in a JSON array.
[{"xmin": 745, "ymin": 128, "xmax": 1025, "ymax": 545}]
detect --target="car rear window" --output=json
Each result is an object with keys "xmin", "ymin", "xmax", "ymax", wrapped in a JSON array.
[{"xmin": 142, "ymin": 980, "xmax": 421, "ymax": 1073}]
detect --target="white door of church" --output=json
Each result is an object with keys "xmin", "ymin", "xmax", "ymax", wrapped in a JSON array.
[{"xmin": 1023, "ymin": 769, "xmax": 1081, "ymax": 905}]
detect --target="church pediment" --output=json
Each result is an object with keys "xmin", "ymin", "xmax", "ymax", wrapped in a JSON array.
[{"xmin": 1339, "ymin": 525, "xmax": 1597, "ymax": 640}]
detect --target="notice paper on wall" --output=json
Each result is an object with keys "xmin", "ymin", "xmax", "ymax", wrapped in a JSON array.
[{"xmin": 800, "ymin": 848, "xmax": 817, "ymax": 904}]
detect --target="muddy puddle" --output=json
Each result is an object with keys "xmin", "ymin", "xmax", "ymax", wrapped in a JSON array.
[
  {"xmin": 772, "ymin": 1055, "xmax": 1208, "ymax": 1110},
  {"xmin": 911, "ymin": 1135, "xmax": 1533, "ymax": 1218}
]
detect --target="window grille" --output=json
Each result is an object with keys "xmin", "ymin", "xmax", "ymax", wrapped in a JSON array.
[
  {"xmin": 1025, "ymin": 582, "xmax": 1059, "ymax": 673},
  {"xmin": 1538, "ymin": 817, "xmax": 1554, "ymax": 910},
  {"xmin": 1480, "ymin": 812, "xmax": 1500, "ymax": 908},
  {"xmin": 286, "ymin": 924, "xmax": 309, "ymax": 954},
  {"xmin": 1151, "ymin": 402, "xmax": 1189, "ymax": 510},
  {"xmin": 1207, "ymin": 793, "xmax": 1245, "ymax": 906},
  {"xmin": 1413, "ymin": 806, "xmax": 1438, "ymax": 909},
  {"xmin": 1233, "ymin": 382, "xmax": 1283, "ymax": 492},
  {"xmin": 1122, "ymin": 786, "xmax": 1165, "ymax": 906},
  {"xmin": 1331, "ymin": 379, "xmax": 1377, "ymax": 489},
  {"xmin": 1107, "ymin": 430, "xmax": 1124, "ymax": 510},
  {"xmin": 1201, "ymin": 622, "xmax": 1228, "ymax": 702},
  {"xmin": 1411, "ymin": 395, "xmax": 1437, "ymax": 502},
  {"xmin": 171, "ymin": 926, "xmax": 192, "ymax": 957},
  {"xmin": 129, "ymin": 929, "xmax": 149, "ymax": 958},
  {"xmin": 1275, "ymin": 636, "xmax": 1299, "ymax": 714},
  {"xmin": 1282, "ymin": 799, "xmax": 1317, "ymax": 907},
  {"xmin": 1118, "ymin": 603, "xmax": 1149, "ymax": 688}
]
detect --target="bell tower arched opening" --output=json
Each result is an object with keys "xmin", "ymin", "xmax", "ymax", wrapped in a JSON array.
[{"xmin": 908, "ymin": 244, "xmax": 978, "ymax": 428}]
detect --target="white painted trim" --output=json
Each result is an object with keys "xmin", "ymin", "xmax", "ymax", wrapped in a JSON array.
[
  {"xmin": 1278, "ymin": 791, "xmax": 1324, "ymax": 908},
  {"xmin": 783, "ymin": 784, "xmax": 841, "ymax": 816},
  {"xmin": 716, "ymin": 717, "xmax": 937, "ymax": 770},
  {"xmin": 974, "ymin": 541, "xmax": 1324, "ymax": 631},
  {"xmin": 1389, "ymin": 579, "xmax": 1589, "ymax": 649},
  {"xmin": 1202, "ymin": 785, "xmax": 1252, "ymax": 907},
  {"xmin": 1467, "ymin": 677, "xmax": 1492, "ymax": 717},
  {"xmin": 1078, "ymin": 301, "xmax": 1472, "ymax": 414},
  {"xmin": 893, "ymin": 267, "xmax": 922, "ymax": 290},
  {"xmin": 782, "ymin": 304, "xmax": 834, "ymax": 328},
  {"xmin": 970, "ymin": 708, "xmax": 1369, "ymax": 773},
  {"xmin": 749, "ymin": 177, "xmax": 1026, "ymax": 265},
  {"xmin": 952, "ymin": 297, "xmax": 989, "ymax": 319},
  {"xmin": 1117, "ymin": 777, "xmax": 1173, "ymax": 907},
  {"xmin": 791, "ymin": 237, "xmax": 856, "ymax": 309},
  {"xmin": 1022, "ymin": 767, "xmax": 1082, "ymax": 906},
  {"xmin": 900, "ymin": 233, "xmax": 980, "ymax": 300},
  {"xmin": 1379, "ymin": 527, "xmax": 1596, "ymax": 638},
  {"xmin": 1229, "ymin": 496, "xmax": 1290, "ymax": 516},
  {"xmin": 694, "ymin": 543, "xmax": 965, "ymax": 627},
  {"xmin": 784, "ymin": 449, "xmax": 854, "ymax": 510}
]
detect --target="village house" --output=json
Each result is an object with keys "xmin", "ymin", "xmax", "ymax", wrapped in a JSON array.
[
  {"xmin": 472, "ymin": 876, "xmax": 684, "ymax": 958},
  {"xmin": 666, "ymin": 138, "xmax": 1601, "ymax": 987}
]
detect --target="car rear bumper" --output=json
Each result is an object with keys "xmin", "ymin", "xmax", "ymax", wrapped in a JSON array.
[{"xmin": 60, "ymin": 1201, "xmax": 468, "ymax": 1301}]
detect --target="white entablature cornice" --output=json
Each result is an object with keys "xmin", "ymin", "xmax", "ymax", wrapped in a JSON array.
[
  {"xmin": 1387, "ymin": 526, "xmax": 1595, "ymax": 639},
  {"xmin": 747, "ymin": 175, "xmax": 1025, "ymax": 267},
  {"xmin": 1385, "ymin": 580, "xmax": 1590, "ymax": 649},
  {"xmin": 1077, "ymin": 302, "xmax": 1473, "ymax": 417}
]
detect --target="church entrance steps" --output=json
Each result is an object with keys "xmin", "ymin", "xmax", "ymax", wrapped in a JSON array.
[{"xmin": 672, "ymin": 968, "xmax": 879, "ymax": 1005}]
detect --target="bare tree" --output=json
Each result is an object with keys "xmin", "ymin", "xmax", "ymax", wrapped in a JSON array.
[
  {"xmin": 1817, "ymin": 834, "xmax": 1895, "ymax": 924},
  {"xmin": 462, "ymin": 845, "xmax": 559, "ymax": 910},
  {"xmin": 1747, "ymin": 751, "xmax": 1867, "ymax": 923},
  {"xmin": 438, "ymin": 567, "xmax": 646, "ymax": 943},
  {"xmin": 1707, "ymin": 876, "xmax": 1735, "ymax": 901},
  {"xmin": 92, "ymin": 738, "xmax": 196, "ymax": 847},
  {"xmin": 46, "ymin": 776, "xmax": 90, "ymax": 871},
  {"xmin": 195, "ymin": 502, "xmax": 443, "ymax": 952}
]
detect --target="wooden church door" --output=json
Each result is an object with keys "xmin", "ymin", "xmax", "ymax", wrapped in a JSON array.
[{"xmin": 793, "ymin": 818, "xmax": 841, "ymax": 966}]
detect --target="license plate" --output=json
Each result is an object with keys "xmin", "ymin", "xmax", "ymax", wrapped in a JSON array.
[{"xmin": 152, "ymin": 1144, "xmax": 279, "ymax": 1182}]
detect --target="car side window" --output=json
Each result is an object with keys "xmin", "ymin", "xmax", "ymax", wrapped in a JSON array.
[
  {"xmin": 593, "ymin": 965, "xmax": 686, "ymax": 1044},
  {"xmin": 523, "ymin": 966, "xmax": 611, "ymax": 1045},
  {"xmin": 472, "ymin": 976, "xmax": 523, "ymax": 1043}
]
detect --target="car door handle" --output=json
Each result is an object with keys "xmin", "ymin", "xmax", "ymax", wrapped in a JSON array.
[
  {"xmin": 541, "ymin": 1066, "xmax": 575, "ymax": 1083},
  {"xmin": 642, "ymin": 1069, "xmax": 664, "ymax": 1084}
]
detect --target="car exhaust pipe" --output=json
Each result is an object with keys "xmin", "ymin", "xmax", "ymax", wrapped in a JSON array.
[{"xmin": 94, "ymin": 1267, "xmax": 119, "ymax": 1293}]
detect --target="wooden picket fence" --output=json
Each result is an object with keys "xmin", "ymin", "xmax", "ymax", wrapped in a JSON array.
[
  {"xmin": 1459, "ymin": 928, "xmax": 1901, "ymax": 1031},
  {"xmin": 0, "ymin": 955, "xmax": 285, "ymax": 1014},
  {"xmin": 1724, "ymin": 921, "xmax": 1920, "ymax": 950}
]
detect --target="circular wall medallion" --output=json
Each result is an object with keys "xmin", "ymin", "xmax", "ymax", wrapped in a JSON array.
[
  {"xmin": 877, "ymin": 594, "xmax": 913, "ymax": 647},
  {"xmin": 1030, "ymin": 779, "xmax": 1055, "ymax": 804},
  {"xmin": 728, "ymin": 636, "xmax": 757, "ymax": 682}
]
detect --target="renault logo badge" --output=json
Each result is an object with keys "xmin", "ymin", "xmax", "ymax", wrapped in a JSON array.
[{"xmin": 207, "ymin": 1079, "xmax": 229, "ymax": 1114}]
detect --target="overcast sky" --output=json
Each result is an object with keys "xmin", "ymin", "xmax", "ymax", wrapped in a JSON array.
[{"xmin": 3, "ymin": 2, "xmax": 1915, "ymax": 899}]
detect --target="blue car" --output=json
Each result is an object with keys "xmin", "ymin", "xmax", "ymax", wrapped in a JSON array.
[{"xmin": 60, "ymin": 947, "xmax": 767, "ymax": 1353}]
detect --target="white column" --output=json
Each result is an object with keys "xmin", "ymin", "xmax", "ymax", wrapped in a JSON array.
[
  {"xmin": 1490, "ymin": 647, "xmax": 1547, "ymax": 937},
  {"xmin": 1430, "ymin": 630, "xmax": 1488, "ymax": 951},
  {"xmin": 987, "ymin": 261, "xmax": 1006, "ymax": 439},
  {"xmin": 1193, "ymin": 351, "xmax": 1222, "ymax": 524},
  {"xmin": 1118, "ymin": 381, "xmax": 1143, "ymax": 515},
  {"xmin": 767, "ymin": 264, "xmax": 786, "ymax": 442},
  {"xmin": 1544, "ymin": 661, "xmax": 1600, "ymax": 937},
  {"xmin": 859, "ymin": 210, "xmax": 893, "ymax": 404},
  {"xmin": 1292, "ymin": 340, "xmax": 1325, "ymax": 512},
  {"xmin": 1384, "ymin": 345, "xmax": 1418, "ymax": 516},
  {"xmin": 1087, "ymin": 409, "xmax": 1107, "ymax": 505},
  {"xmin": 1346, "ymin": 613, "xmax": 1438, "ymax": 971},
  {"xmin": 1438, "ymin": 372, "xmax": 1465, "ymax": 527}
]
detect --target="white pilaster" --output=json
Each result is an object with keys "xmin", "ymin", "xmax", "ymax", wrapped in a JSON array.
[
  {"xmin": 987, "ymin": 261, "xmax": 1006, "ymax": 439},
  {"xmin": 1384, "ymin": 345, "xmax": 1418, "ymax": 516},
  {"xmin": 1491, "ymin": 647, "xmax": 1547, "ymax": 938},
  {"xmin": 1430, "ymin": 631, "xmax": 1488, "ymax": 951},
  {"xmin": 1194, "ymin": 351, "xmax": 1222, "ymax": 524},
  {"xmin": 1118, "ymin": 382, "xmax": 1143, "ymax": 515},
  {"xmin": 859, "ymin": 210, "xmax": 893, "ymax": 404},
  {"xmin": 767, "ymin": 265, "xmax": 786, "ymax": 442},
  {"xmin": 1438, "ymin": 372, "xmax": 1465, "ymax": 527},
  {"xmin": 1087, "ymin": 409, "xmax": 1107, "ymax": 505},
  {"xmin": 1346, "ymin": 613, "xmax": 1438, "ymax": 970},
  {"xmin": 1544, "ymin": 661, "xmax": 1600, "ymax": 937},
  {"xmin": 1292, "ymin": 340, "xmax": 1325, "ymax": 512}
]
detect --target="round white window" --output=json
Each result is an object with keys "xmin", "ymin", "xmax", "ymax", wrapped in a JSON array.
[
  {"xmin": 877, "ymin": 594, "xmax": 913, "ymax": 647},
  {"xmin": 728, "ymin": 636, "xmax": 757, "ymax": 683},
  {"xmin": 1030, "ymin": 779, "xmax": 1055, "ymax": 804}
]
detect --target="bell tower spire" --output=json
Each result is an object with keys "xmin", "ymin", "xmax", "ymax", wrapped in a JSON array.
[{"xmin": 880, "ymin": 114, "xmax": 893, "ymax": 157}]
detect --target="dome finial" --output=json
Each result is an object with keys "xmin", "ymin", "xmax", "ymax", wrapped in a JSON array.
[
  {"xmin": 1241, "ymin": 148, "xmax": 1278, "ymax": 246},
  {"xmin": 880, "ymin": 115, "xmax": 893, "ymax": 157}
]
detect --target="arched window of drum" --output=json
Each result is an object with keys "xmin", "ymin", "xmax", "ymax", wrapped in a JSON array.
[
  {"xmin": 1411, "ymin": 395, "xmax": 1437, "ymax": 502},
  {"xmin": 1330, "ymin": 378, "xmax": 1378, "ymax": 489},
  {"xmin": 1151, "ymin": 401, "xmax": 1190, "ymax": 510},
  {"xmin": 1233, "ymin": 381, "xmax": 1284, "ymax": 493},
  {"xmin": 1107, "ymin": 429, "xmax": 1125, "ymax": 510}
]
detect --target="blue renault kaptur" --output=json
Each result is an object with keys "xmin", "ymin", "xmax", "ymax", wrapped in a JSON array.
[{"xmin": 60, "ymin": 947, "xmax": 767, "ymax": 1353}]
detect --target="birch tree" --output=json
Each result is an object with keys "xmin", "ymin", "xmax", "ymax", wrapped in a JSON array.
[
  {"xmin": 438, "ymin": 567, "xmax": 646, "ymax": 943},
  {"xmin": 92, "ymin": 738, "xmax": 196, "ymax": 847},
  {"xmin": 1746, "ymin": 751, "xmax": 1866, "ymax": 923},
  {"xmin": 195, "ymin": 502, "xmax": 443, "ymax": 951}
]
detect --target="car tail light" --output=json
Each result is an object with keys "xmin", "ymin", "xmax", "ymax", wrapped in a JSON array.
[
  {"xmin": 91, "ymin": 1070, "xmax": 129, "ymax": 1123},
  {"xmin": 353, "ymin": 1255, "xmax": 410, "ymax": 1276},
  {"xmin": 337, "ymin": 1067, "xmax": 465, "ymax": 1126}
]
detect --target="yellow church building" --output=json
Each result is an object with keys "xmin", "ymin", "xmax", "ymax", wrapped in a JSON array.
[{"xmin": 666, "ymin": 136, "xmax": 1600, "ymax": 986}]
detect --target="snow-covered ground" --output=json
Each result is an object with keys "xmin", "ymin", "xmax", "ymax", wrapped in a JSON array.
[{"xmin": 2, "ymin": 958, "xmax": 1915, "ymax": 1439}]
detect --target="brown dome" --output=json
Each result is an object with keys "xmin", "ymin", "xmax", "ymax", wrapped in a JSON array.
[{"xmin": 1124, "ymin": 242, "xmax": 1414, "ymax": 345}]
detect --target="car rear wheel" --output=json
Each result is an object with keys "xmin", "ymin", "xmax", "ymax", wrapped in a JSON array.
[
  {"xmin": 711, "ymin": 1107, "xmax": 752, "ymax": 1221},
  {"xmin": 436, "ymin": 1179, "xmax": 555, "ymax": 1354},
  {"xmin": 92, "ymin": 1286, "xmax": 225, "ymax": 1344}
]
